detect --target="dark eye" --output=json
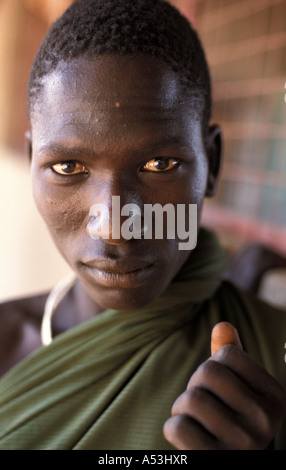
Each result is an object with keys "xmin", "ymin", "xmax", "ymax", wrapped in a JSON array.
[
  {"xmin": 51, "ymin": 161, "xmax": 88, "ymax": 176},
  {"xmin": 142, "ymin": 157, "xmax": 179, "ymax": 172}
]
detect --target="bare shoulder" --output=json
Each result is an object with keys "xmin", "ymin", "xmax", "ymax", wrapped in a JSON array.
[{"xmin": 0, "ymin": 292, "xmax": 49, "ymax": 378}]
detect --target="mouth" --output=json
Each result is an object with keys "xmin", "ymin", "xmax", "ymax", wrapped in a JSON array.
[{"xmin": 81, "ymin": 258, "xmax": 155, "ymax": 288}]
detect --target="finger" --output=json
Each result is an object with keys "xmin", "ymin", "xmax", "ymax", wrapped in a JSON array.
[
  {"xmin": 211, "ymin": 344, "xmax": 286, "ymax": 411},
  {"xmin": 187, "ymin": 357, "xmax": 261, "ymax": 416},
  {"xmin": 211, "ymin": 321, "xmax": 242, "ymax": 355},
  {"xmin": 184, "ymin": 353, "xmax": 286, "ymax": 448},
  {"xmin": 186, "ymin": 357, "xmax": 273, "ymax": 443},
  {"xmin": 170, "ymin": 387, "xmax": 255, "ymax": 450},
  {"xmin": 163, "ymin": 414, "xmax": 220, "ymax": 450}
]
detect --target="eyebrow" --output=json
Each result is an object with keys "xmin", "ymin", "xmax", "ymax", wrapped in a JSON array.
[
  {"xmin": 37, "ymin": 144, "xmax": 91, "ymax": 159},
  {"xmin": 137, "ymin": 136, "xmax": 191, "ymax": 154},
  {"xmin": 36, "ymin": 135, "xmax": 190, "ymax": 160}
]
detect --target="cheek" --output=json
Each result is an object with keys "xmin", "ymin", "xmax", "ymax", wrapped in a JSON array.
[
  {"xmin": 32, "ymin": 178, "xmax": 88, "ymax": 237},
  {"xmin": 46, "ymin": 200, "xmax": 87, "ymax": 235},
  {"xmin": 189, "ymin": 157, "xmax": 209, "ymax": 207}
]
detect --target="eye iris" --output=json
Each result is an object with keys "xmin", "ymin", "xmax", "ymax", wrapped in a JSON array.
[
  {"xmin": 154, "ymin": 158, "xmax": 170, "ymax": 170},
  {"xmin": 61, "ymin": 162, "xmax": 77, "ymax": 174}
]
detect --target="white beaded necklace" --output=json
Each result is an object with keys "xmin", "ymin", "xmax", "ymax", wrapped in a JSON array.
[{"xmin": 41, "ymin": 273, "xmax": 76, "ymax": 346}]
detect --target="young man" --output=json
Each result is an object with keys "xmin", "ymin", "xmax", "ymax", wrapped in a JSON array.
[{"xmin": 0, "ymin": 0, "xmax": 285, "ymax": 450}]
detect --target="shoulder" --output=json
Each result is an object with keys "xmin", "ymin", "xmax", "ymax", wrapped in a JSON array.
[
  {"xmin": 215, "ymin": 279, "xmax": 286, "ymax": 318},
  {"xmin": 214, "ymin": 280, "xmax": 286, "ymax": 337},
  {"xmin": 0, "ymin": 292, "xmax": 48, "ymax": 378}
]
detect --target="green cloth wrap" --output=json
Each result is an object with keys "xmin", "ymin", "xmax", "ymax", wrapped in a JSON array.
[{"xmin": 0, "ymin": 229, "xmax": 285, "ymax": 450}]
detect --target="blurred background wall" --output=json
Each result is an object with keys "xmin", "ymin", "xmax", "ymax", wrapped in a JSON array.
[{"xmin": 0, "ymin": 0, "xmax": 285, "ymax": 301}]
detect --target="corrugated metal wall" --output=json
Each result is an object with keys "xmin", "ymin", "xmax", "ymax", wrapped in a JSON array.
[{"xmin": 194, "ymin": 0, "xmax": 286, "ymax": 253}]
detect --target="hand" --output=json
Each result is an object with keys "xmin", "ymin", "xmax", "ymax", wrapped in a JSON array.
[{"xmin": 163, "ymin": 322, "xmax": 286, "ymax": 450}]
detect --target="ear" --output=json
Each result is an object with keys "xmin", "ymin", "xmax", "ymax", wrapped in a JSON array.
[
  {"xmin": 25, "ymin": 130, "xmax": 32, "ymax": 161},
  {"xmin": 205, "ymin": 124, "xmax": 223, "ymax": 197}
]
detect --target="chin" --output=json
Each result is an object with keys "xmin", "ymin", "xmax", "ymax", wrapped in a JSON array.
[
  {"xmin": 82, "ymin": 281, "xmax": 161, "ymax": 312},
  {"xmin": 99, "ymin": 290, "xmax": 158, "ymax": 312}
]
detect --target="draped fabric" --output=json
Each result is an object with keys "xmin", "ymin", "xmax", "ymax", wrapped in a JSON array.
[{"xmin": 0, "ymin": 228, "xmax": 285, "ymax": 450}]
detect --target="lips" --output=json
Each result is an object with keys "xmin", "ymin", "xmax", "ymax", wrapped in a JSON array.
[{"xmin": 81, "ymin": 257, "xmax": 155, "ymax": 288}]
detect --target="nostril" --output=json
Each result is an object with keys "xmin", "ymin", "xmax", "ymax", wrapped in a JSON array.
[
  {"xmin": 86, "ymin": 198, "xmax": 148, "ymax": 244},
  {"xmin": 86, "ymin": 203, "xmax": 125, "ymax": 243},
  {"xmin": 86, "ymin": 214, "xmax": 102, "ymax": 240},
  {"xmin": 87, "ymin": 203, "xmax": 111, "ymax": 240}
]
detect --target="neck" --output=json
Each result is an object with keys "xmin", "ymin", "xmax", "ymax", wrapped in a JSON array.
[{"xmin": 52, "ymin": 279, "xmax": 104, "ymax": 336}]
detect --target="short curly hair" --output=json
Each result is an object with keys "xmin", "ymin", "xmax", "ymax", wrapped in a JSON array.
[{"xmin": 28, "ymin": 0, "xmax": 211, "ymax": 127}]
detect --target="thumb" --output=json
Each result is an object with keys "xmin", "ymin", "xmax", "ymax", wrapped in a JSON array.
[{"xmin": 211, "ymin": 321, "xmax": 243, "ymax": 355}]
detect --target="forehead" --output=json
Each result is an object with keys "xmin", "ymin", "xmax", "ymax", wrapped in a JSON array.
[
  {"xmin": 31, "ymin": 55, "xmax": 203, "ymax": 151},
  {"xmin": 43, "ymin": 55, "xmax": 181, "ymax": 108}
]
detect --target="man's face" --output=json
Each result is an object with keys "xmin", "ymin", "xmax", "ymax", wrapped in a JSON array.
[{"xmin": 30, "ymin": 55, "xmax": 219, "ymax": 311}]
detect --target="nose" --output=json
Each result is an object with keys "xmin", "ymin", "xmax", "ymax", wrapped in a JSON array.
[{"xmin": 86, "ymin": 178, "xmax": 146, "ymax": 245}]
